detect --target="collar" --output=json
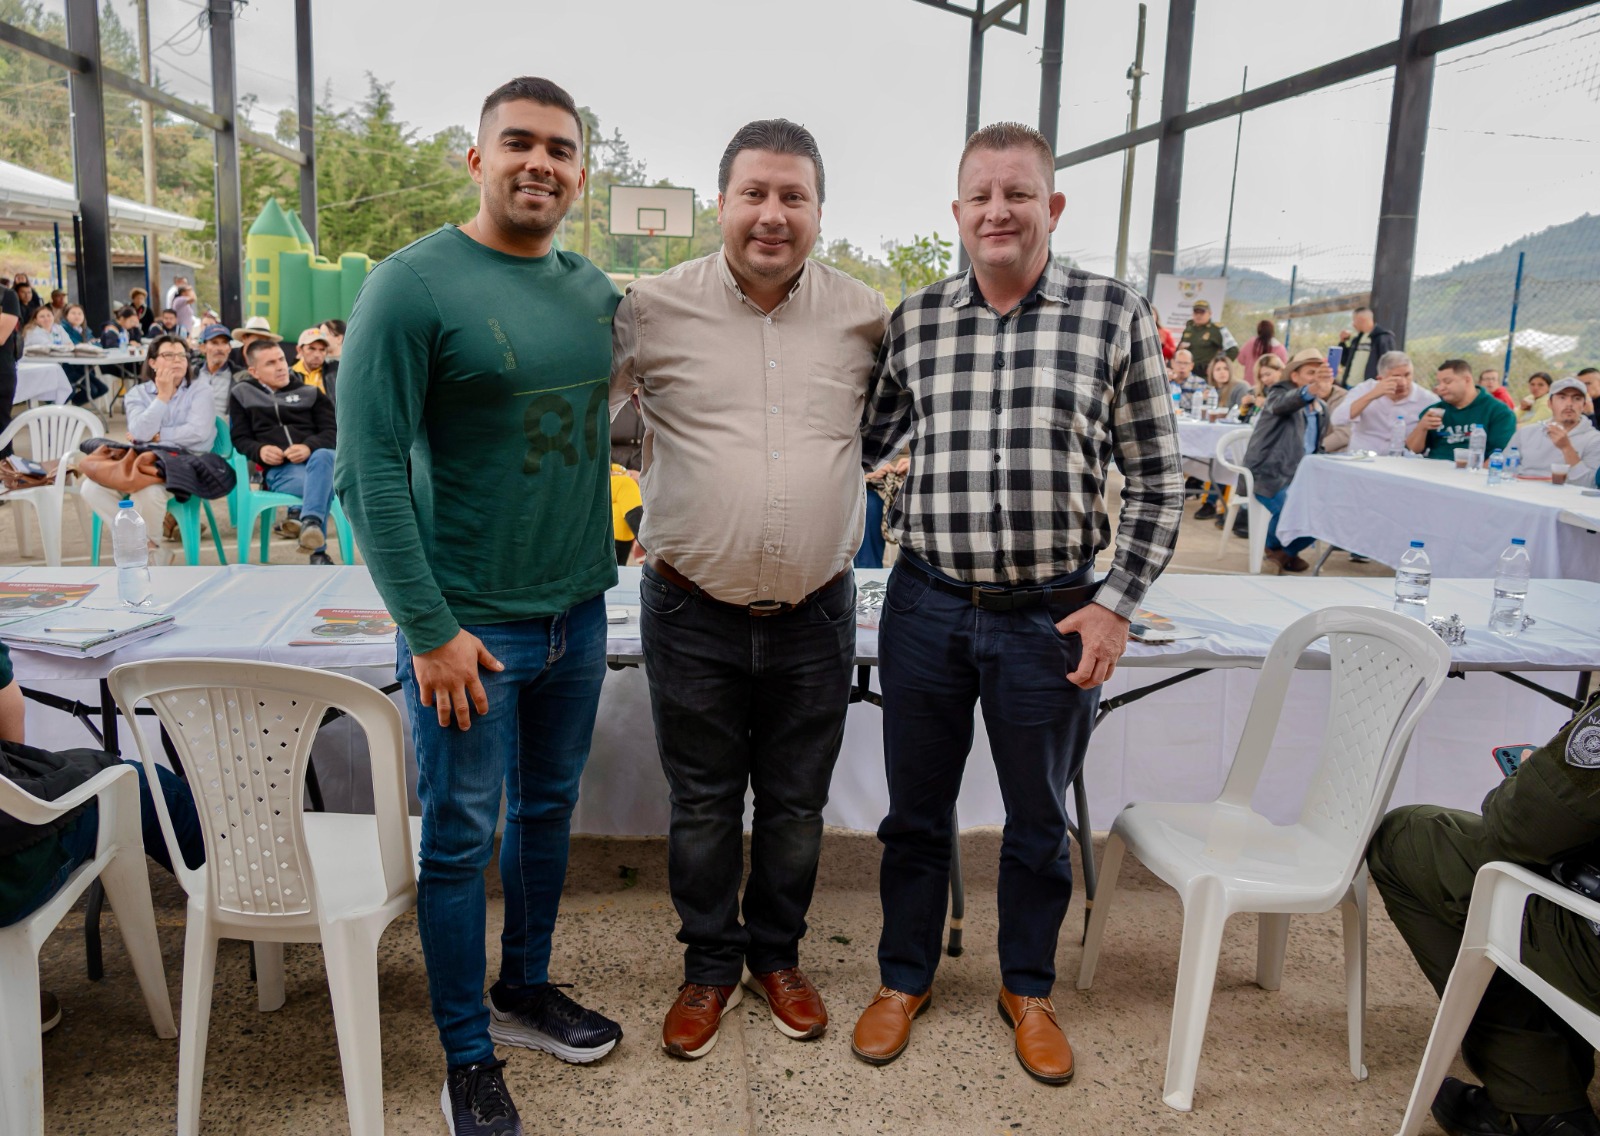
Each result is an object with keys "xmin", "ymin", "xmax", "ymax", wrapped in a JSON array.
[
  {"xmin": 952, "ymin": 256, "xmax": 1071, "ymax": 310},
  {"xmin": 717, "ymin": 250, "xmax": 807, "ymax": 316}
]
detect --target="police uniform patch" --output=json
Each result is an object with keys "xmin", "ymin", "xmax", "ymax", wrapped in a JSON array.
[{"xmin": 1566, "ymin": 707, "xmax": 1600, "ymax": 768}]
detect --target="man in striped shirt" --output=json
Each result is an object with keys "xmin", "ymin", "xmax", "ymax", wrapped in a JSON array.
[{"xmin": 850, "ymin": 122, "xmax": 1183, "ymax": 1085}]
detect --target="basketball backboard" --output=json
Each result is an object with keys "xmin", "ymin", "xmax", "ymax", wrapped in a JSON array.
[{"xmin": 608, "ymin": 185, "xmax": 695, "ymax": 237}]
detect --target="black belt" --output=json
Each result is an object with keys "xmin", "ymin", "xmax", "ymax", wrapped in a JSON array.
[
  {"xmin": 646, "ymin": 557, "xmax": 851, "ymax": 618},
  {"xmin": 896, "ymin": 555, "xmax": 1097, "ymax": 612}
]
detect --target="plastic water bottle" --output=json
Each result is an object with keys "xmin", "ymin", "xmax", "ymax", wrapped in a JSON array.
[
  {"xmin": 1505, "ymin": 442, "xmax": 1521, "ymax": 476},
  {"xmin": 1204, "ymin": 387, "xmax": 1219, "ymax": 418},
  {"xmin": 1393, "ymin": 541, "xmax": 1431, "ymax": 620},
  {"xmin": 1387, "ymin": 413, "xmax": 1407, "ymax": 457},
  {"xmin": 1486, "ymin": 450, "xmax": 1505, "ymax": 487},
  {"xmin": 1171, "ymin": 389, "xmax": 1182, "ymax": 418},
  {"xmin": 112, "ymin": 500, "xmax": 152, "ymax": 607},
  {"xmin": 1489, "ymin": 538, "xmax": 1531, "ymax": 637},
  {"xmin": 1468, "ymin": 425, "xmax": 1487, "ymax": 471},
  {"xmin": 117, "ymin": 328, "xmax": 129, "ymax": 350}
]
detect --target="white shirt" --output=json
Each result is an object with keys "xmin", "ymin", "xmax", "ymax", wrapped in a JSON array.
[
  {"xmin": 1511, "ymin": 417, "xmax": 1600, "ymax": 487},
  {"xmin": 1330, "ymin": 378, "xmax": 1438, "ymax": 454}
]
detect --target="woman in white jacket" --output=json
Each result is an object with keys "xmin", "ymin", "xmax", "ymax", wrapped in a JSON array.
[{"xmin": 79, "ymin": 334, "xmax": 215, "ymax": 560}]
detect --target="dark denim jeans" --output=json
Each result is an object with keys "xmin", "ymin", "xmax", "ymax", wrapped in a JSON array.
[
  {"xmin": 639, "ymin": 565, "xmax": 856, "ymax": 985},
  {"xmin": 1255, "ymin": 486, "xmax": 1316, "ymax": 555},
  {"xmin": 263, "ymin": 446, "xmax": 335, "ymax": 527},
  {"xmin": 876, "ymin": 555, "xmax": 1100, "ymax": 998},
  {"xmin": 398, "ymin": 596, "xmax": 606, "ymax": 1067}
]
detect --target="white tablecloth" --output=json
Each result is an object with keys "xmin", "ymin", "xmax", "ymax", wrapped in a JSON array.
[
  {"xmin": 15, "ymin": 360, "xmax": 72, "ymax": 405},
  {"xmin": 10, "ymin": 565, "xmax": 1589, "ymax": 835},
  {"xmin": 1175, "ymin": 417, "xmax": 1247, "ymax": 484},
  {"xmin": 1278, "ymin": 454, "xmax": 1600, "ymax": 580}
]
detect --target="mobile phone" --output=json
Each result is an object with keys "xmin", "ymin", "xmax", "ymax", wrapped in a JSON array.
[
  {"xmin": 1492, "ymin": 743, "xmax": 1536, "ymax": 777},
  {"xmin": 1130, "ymin": 621, "xmax": 1176, "ymax": 645},
  {"xmin": 1325, "ymin": 344, "xmax": 1343, "ymax": 376}
]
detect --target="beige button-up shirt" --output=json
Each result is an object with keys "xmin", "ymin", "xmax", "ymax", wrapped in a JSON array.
[{"xmin": 610, "ymin": 252, "xmax": 889, "ymax": 604}]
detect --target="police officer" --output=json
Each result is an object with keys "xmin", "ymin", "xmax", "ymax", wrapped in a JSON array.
[
  {"xmin": 1368, "ymin": 689, "xmax": 1600, "ymax": 1136},
  {"xmin": 1177, "ymin": 299, "xmax": 1237, "ymax": 378}
]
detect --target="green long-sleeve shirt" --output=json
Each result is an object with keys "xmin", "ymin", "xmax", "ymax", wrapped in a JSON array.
[{"xmin": 333, "ymin": 226, "xmax": 620, "ymax": 654}]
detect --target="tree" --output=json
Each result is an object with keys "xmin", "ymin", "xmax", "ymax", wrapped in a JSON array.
[{"xmin": 885, "ymin": 233, "xmax": 953, "ymax": 299}]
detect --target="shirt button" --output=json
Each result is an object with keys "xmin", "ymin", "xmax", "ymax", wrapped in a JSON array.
[
  {"xmin": 768, "ymin": 360, "xmax": 776, "ymax": 368},
  {"xmin": 765, "ymin": 544, "xmax": 776, "ymax": 553},
  {"xmin": 770, "ymin": 406, "xmax": 779, "ymax": 414},
  {"xmin": 994, "ymin": 454, "xmax": 1002, "ymax": 463},
  {"xmin": 771, "ymin": 451, "xmax": 780, "ymax": 459},
  {"xmin": 762, "ymin": 585, "xmax": 770, "ymax": 592},
  {"xmin": 765, "ymin": 316, "xmax": 772, "ymax": 324},
  {"xmin": 994, "ymin": 354, "xmax": 1004, "ymax": 369}
]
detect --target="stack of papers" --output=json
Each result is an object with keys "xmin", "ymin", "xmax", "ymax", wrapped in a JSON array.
[{"xmin": 0, "ymin": 582, "xmax": 175, "ymax": 657}]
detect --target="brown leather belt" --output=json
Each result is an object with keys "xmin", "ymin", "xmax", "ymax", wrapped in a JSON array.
[{"xmin": 646, "ymin": 557, "xmax": 851, "ymax": 617}]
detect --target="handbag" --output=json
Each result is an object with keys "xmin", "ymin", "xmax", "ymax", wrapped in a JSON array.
[
  {"xmin": 78, "ymin": 444, "xmax": 164, "ymax": 496},
  {"xmin": 0, "ymin": 458, "xmax": 58, "ymax": 491}
]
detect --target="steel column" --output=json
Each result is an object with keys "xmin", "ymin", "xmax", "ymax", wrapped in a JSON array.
[
  {"xmin": 295, "ymin": 0, "xmax": 317, "ymax": 250},
  {"xmin": 1147, "ymin": 0, "xmax": 1195, "ymax": 292},
  {"xmin": 958, "ymin": 3, "xmax": 986, "ymax": 271},
  {"xmin": 1036, "ymin": 0, "xmax": 1065, "ymax": 150},
  {"xmin": 1370, "ymin": 0, "xmax": 1442, "ymax": 345},
  {"xmin": 63, "ymin": 0, "xmax": 112, "ymax": 325},
  {"xmin": 209, "ymin": 0, "xmax": 244, "ymax": 330}
]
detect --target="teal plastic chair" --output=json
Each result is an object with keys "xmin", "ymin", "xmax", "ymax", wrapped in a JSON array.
[
  {"xmin": 230, "ymin": 448, "xmax": 356, "ymax": 564},
  {"xmin": 90, "ymin": 417, "xmax": 231, "ymax": 567}
]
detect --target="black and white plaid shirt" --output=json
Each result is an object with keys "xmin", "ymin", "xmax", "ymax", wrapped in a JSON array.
[{"xmin": 861, "ymin": 258, "xmax": 1183, "ymax": 618}]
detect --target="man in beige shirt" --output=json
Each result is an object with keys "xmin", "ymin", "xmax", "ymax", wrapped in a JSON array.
[{"xmin": 611, "ymin": 118, "xmax": 888, "ymax": 1062}]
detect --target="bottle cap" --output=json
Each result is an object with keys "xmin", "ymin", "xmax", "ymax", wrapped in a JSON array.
[
  {"xmin": 118, "ymin": 499, "xmax": 133, "ymax": 507},
  {"xmin": 1511, "ymin": 537, "xmax": 1526, "ymax": 545},
  {"xmin": 1409, "ymin": 540, "xmax": 1424, "ymax": 548}
]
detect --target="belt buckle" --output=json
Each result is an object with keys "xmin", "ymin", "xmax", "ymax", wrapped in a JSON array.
[
  {"xmin": 746, "ymin": 600, "xmax": 785, "ymax": 616},
  {"xmin": 969, "ymin": 585, "xmax": 1004, "ymax": 610}
]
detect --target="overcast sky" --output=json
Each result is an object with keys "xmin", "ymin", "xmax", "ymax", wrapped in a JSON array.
[{"xmin": 135, "ymin": 0, "xmax": 1600, "ymax": 283}]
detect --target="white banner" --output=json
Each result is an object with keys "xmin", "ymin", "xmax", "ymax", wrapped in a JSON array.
[{"xmin": 1151, "ymin": 273, "xmax": 1230, "ymax": 330}]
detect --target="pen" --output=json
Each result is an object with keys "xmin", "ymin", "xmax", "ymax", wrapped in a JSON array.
[{"xmin": 42, "ymin": 627, "xmax": 117, "ymax": 633}]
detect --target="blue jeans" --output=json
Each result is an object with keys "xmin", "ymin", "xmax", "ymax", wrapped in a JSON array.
[
  {"xmin": 1255, "ymin": 487, "xmax": 1316, "ymax": 555},
  {"xmin": 398, "ymin": 596, "xmax": 607, "ymax": 1068},
  {"xmin": 639, "ymin": 565, "xmax": 856, "ymax": 985},
  {"xmin": 855, "ymin": 489, "xmax": 885, "ymax": 569},
  {"xmin": 263, "ymin": 447, "xmax": 335, "ymax": 527},
  {"xmin": 875, "ymin": 555, "xmax": 1100, "ymax": 998}
]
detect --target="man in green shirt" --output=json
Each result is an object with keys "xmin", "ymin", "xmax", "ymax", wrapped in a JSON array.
[
  {"xmin": 334, "ymin": 77, "xmax": 620, "ymax": 1136},
  {"xmin": 1407, "ymin": 357, "xmax": 1518, "ymax": 460}
]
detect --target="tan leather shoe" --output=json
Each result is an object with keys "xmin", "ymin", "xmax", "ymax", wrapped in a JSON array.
[
  {"xmin": 661, "ymin": 982, "xmax": 742, "ymax": 1059},
  {"xmin": 743, "ymin": 966, "xmax": 827, "ymax": 1040},
  {"xmin": 998, "ymin": 987, "xmax": 1074, "ymax": 1085},
  {"xmin": 851, "ymin": 986, "xmax": 931, "ymax": 1065}
]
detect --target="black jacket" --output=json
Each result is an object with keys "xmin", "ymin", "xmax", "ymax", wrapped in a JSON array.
[
  {"xmin": 1342, "ymin": 324, "xmax": 1396, "ymax": 385},
  {"xmin": 229, "ymin": 374, "xmax": 337, "ymax": 464},
  {"xmin": 0, "ymin": 740, "xmax": 118, "ymax": 855}
]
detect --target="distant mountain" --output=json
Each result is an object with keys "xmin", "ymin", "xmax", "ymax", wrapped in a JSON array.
[{"xmin": 1429, "ymin": 212, "xmax": 1600, "ymax": 282}]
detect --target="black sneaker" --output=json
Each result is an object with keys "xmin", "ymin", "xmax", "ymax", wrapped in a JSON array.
[
  {"xmin": 308, "ymin": 549, "xmax": 334, "ymax": 566},
  {"xmin": 1231, "ymin": 514, "xmax": 1250, "ymax": 538},
  {"xmin": 442, "ymin": 1058, "xmax": 521, "ymax": 1136},
  {"xmin": 1194, "ymin": 501, "xmax": 1218, "ymax": 520},
  {"xmin": 487, "ymin": 981, "xmax": 622, "ymax": 1064}
]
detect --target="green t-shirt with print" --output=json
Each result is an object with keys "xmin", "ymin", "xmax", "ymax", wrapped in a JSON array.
[{"xmin": 1421, "ymin": 387, "xmax": 1518, "ymax": 460}]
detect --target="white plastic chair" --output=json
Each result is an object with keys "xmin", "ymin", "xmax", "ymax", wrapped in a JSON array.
[
  {"xmin": 1214, "ymin": 426, "xmax": 1270, "ymax": 574},
  {"xmin": 1077, "ymin": 607, "xmax": 1452, "ymax": 1112},
  {"xmin": 0, "ymin": 405, "xmax": 102, "ymax": 566},
  {"xmin": 0, "ymin": 762, "xmax": 176, "ymax": 1136},
  {"xmin": 1396, "ymin": 861, "xmax": 1600, "ymax": 1135},
  {"xmin": 108, "ymin": 659, "xmax": 420, "ymax": 1136}
]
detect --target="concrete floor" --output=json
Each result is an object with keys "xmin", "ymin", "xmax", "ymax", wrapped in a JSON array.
[{"xmin": 38, "ymin": 829, "xmax": 1498, "ymax": 1136}]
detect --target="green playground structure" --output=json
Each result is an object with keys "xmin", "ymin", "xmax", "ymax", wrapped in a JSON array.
[{"xmin": 245, "ymin": 197, "xmax": 373, "ymax": 341}]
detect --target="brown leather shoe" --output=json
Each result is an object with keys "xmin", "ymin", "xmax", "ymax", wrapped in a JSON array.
[
  {"xmin": 1263, "ymin": 547, "xmax": 1289, "ymax": 571},
  {"xmin": 661, "ymin": 982, "xmax": 742, "ymax": 1059},
  {"xmin": 851, "ymin": 986, "xmax": 931, "ymax": 1065},
  {"xmin": 998, "ymin": 988, "xmax": 1074, "ymax": 1085},
  {"xmin": 743, "ymin": 966, "xmax": 827, "ymax": 1040},
  {"xmin": 1282, "ymin": 553, "xmax": 1311, "ymax": 572}
]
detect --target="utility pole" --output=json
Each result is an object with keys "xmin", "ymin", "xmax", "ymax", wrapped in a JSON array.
[
  {"xmin": 1221, "ymin": 65, "xmax": 1247, "ymax": 277},
  {"xmin": 582, "ymin": 120, "xmax": 592, "ymax": 260},
  {"xmin": 136, "ymin": 0, "xmax": 160, "ymax": 304},
  {"xmin": 1113, "ymin": 2, "xmax": 1146, "ymax": 284}
]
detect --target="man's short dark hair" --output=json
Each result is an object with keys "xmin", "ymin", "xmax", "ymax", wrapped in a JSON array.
[
  {"xmin": 160, "ymin": 308, "xmax": 177, "ymax": 318},
  {"xmin": 717, "ymin": 119, "xmax": 825, "ymax": 203},
  {"xmin": 479, "ymin": 77, "xmax": 581, "ymax": 142},
  {"xmin": 958, "ymin": 121, "xmax": 1055, "ymax": 186},
  {"xmin": 245, "ymin": 338, "xmax": 284, "ymax": 365},
  {"xmin": 1437, "ymin": 359, "xmax": 1473, "ymax": 377},
  {"xmin": 115, "ymin": 306, "xmax": 136, "ymax": 320},
  {"xmin": 1354, "ymin": 305, "xmax": 1375, "ymax": 317}
]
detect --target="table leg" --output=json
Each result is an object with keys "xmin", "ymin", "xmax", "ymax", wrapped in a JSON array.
[
  {"xmin": 1310, "ymin": 544, "xmax": 1337, "ymax": 576},
  {"xmin": 84, "ymin": 879, "xmax": 105, "ymax": 981},
  {"xmin": 947, "ymin": 805, "xmax": 964, "ymax": 958}
]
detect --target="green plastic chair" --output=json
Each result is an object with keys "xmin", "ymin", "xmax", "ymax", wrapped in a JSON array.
[
  {"xmin": 230, "ymin": 448, "xmax": 356, "ymax": 564},
  {"xmin": 90, "ymin": 417, "xmax": 231, "ymax": 567}
]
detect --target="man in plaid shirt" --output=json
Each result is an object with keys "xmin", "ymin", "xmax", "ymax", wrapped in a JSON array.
[{"xmin": 850, "ymin": 122, "xmax": 1183, "ymax": 1085}]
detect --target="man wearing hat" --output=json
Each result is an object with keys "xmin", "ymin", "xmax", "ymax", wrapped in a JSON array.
[
  {"xmin": 194, "ymin": 323, "xmax": 243, "ymax": 421},
  {"xmin": 1242, "ymin": 347, "xmax": 1334, "ymax": 572},
  {"xmin": 1510, "ymin": 377, "xmax": 1600, "ymax": 487},
  {"xmin": 1177, "ymin": 299, "xmax": 1237, "ymax": 377},
  {"xmin": 291, "ymin": 326, "xmax": 337, "ymax": 400},
  {"xmin": 229, "ymin": 316, "xmax": 292, "ymax": 372}
]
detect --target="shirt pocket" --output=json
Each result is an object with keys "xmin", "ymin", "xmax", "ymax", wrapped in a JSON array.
[
  {"xmin": 804, "ymin": 360, "xmax": 867, "ymax": 441},
  {"xmin": 1036, "ymin": 367, "xmax": 1110, "ymax": 470}
]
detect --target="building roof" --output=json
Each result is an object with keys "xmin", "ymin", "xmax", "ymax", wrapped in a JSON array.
[{"xmin": 0, "ymin": 157, "xmax": 205, "ymax": 237}]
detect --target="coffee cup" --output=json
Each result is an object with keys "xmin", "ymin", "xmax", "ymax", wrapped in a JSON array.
[
  {"xmin": 1551, "ymin": 462, "xmax": 1569, "ymax": 486},
  {"xmin": 1453, "ymin": 450, "xmax": 1469, "ymax": 469}
]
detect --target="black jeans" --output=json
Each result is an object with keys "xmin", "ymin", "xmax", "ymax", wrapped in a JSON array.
[
  {"xmin": 639, "ymin": 564, "xmax": 856, "ymax": 985},
  {"xmin": 876, "ymin": 555, "xmax": 1101, "ymax": 998},
  {"xmin": 0, "ymin": 353, "xmax": 14, "ymax": 459}
]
